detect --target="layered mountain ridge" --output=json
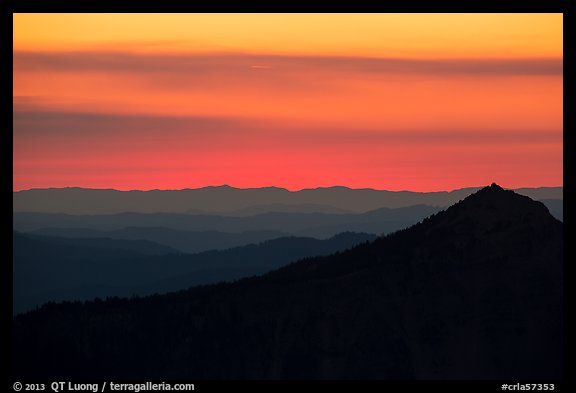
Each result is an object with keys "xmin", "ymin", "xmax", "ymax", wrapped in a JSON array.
[{"xmin": 13, "ymin": 184, "xmax": 563, "ymax": 379}]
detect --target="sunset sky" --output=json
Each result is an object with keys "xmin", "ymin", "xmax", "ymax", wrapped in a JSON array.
[{"xmin": 13, "ymin": 13, "xmax": 563, "ymax": 191}]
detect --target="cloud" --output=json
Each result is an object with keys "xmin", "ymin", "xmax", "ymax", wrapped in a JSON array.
[
  {"xmin": 13, "ymin": 51, "xmax": 563, "ymax": 76},
  {"xmin": 13, "ymin": 109, "xmax": 561, "ymax": 146},
  {"xmin": 13, "ymin": 109, "xmax": 561, "ymax": 192},
  {"xmin": 12, "ymin": 110, "xmax": 252, "ymax": 140}
]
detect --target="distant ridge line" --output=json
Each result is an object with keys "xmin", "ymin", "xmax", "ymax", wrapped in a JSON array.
[
  {"xmin": 13, "ymin": 185, "xmax": 563, "ymax": 216},
  {"xmin": 13, "ymin": 184, "xmax": 563, "ymax": 193}
]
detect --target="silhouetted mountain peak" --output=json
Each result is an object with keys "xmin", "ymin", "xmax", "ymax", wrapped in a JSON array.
[
  {"xmin": 416, "ymin": 183, "xmax": 559, "ymax": 244},
  {"xmin": 269, "ymin": 183, "xmax": 562, "ymax": 286},
  {"xmin": 450, "ymin": 183, "xmax": 553, "ymax": 220}
]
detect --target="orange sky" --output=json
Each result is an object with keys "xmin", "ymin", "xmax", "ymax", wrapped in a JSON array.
[{"xmin": 13, "ymin": 13, "xmax": 563, "ymax": 191}]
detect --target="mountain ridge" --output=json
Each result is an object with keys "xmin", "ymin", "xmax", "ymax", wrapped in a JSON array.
[
  {"xmin": 13, "ymin": 184, "xmax": 562, "ymax": 193},
  {"xmin": 13, "ymin": 185, "xmax": 562, "ymax": 214},
  {"xmin": 13, "ymin": 204, "xmax": 443, "ymax": 238},
  {"xmin": 13, "ymin": 230, "xmax": 376, "ymax": 314},
  {"xmin": 13, "ymin": 184, "xmax": 563, "ymax": 379}
]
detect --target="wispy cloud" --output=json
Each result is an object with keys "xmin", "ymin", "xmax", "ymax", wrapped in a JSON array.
[
  {"xmin": 13, "ymin": 51, "xmax": 563, "ymax": 76},
  {"xmin": 13, "ymin": 110, "xmax": 561, "ymax": 146}
]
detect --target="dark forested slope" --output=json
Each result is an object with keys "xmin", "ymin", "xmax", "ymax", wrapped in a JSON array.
[
  {"xmin": 13, "ymin": 184, "xmax": 563, "ymax": 379},
  {"xmin": 14, "ymin": 231, "xmax": 374, "ymax": 314}
]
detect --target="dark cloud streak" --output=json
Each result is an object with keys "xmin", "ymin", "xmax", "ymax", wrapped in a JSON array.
[
  {"xmin": 13, "ymin": 110, "xmax": 561, "ymax": 145},
  {"xmin": 12, "ymin": 110, "xmax": 249, "ymax": 139},
  {"xmin": 13, "ymin": 51, "xmax": 563, "ymax": 76}
]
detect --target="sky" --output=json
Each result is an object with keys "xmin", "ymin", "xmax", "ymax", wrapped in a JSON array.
[{"xmin": 13, "ymin": 13, "xmax": 563, "ymax": 191}]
